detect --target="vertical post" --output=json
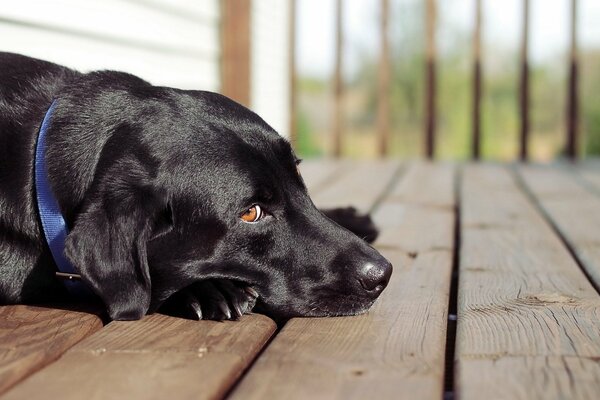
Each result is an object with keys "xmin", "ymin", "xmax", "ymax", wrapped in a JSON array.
[
  {"xmin": 519, "ymin": 0, "xmax": 530, "ymax": 161},
  {"xmin": 288, "ymin": 0, "xmax": 297, "ymax": 147},
  {"xmin": 377, "ymin": 0, "xmax": 391, "ymax": 157},
  {"xmin": 220, "ymin": 0, "xmax": 252, "ymax": 107},
  {"xmin": 332, "ymin": 0, "xmax": 344, "ymax": 157},
  {"xmin": 566, "ymin": 0, "xmax": 579, "ymax": 160},
  {"xmin": 472, "ymin": 0, "xmax": 482, "ymax": 160},
  {"xmin": 425, "ymin": 0, "xmax": 437, "ymax": 159}
]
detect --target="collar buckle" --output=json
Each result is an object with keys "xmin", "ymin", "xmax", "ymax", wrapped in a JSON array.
[{"xmin": 55, "ymin": 272, "xmax": 82, "ymax": 281}]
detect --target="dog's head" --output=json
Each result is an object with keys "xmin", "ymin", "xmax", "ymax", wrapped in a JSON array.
[{"xmin": 57, "ymin": 80, "xmax": 392, "ymax": 320}]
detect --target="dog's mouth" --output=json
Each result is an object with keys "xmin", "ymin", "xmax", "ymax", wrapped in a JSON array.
[
  {"xmin": 253, "ymin": 291, "xmax": 378, "ymax": 320},
  {"xmin": 157, "ymin": 278, "xmax": 382, "ymax": 322}
]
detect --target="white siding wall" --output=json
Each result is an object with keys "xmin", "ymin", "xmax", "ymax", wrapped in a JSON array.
[
  {"xmin": 251, "ymin": 0, "xmax": 291, "ymax": 138},
  {"xmin": 0, "ymin": 0, "xmax": 220, "ymax": 90},
  {"xmin": 0, "ymin": 0, "xmax": 292, "ymax": 137}
]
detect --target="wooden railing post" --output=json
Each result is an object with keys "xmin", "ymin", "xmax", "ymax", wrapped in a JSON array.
[
  {"xmin": 377, "ymin": 0, "xmax": 391, "ymax": 157},
  {"xmin": 519, "ymin": 0, "xmax": 530, "ymax": 161},
  {"xmin": 425, "ymin": 0, "xmax": 437, "ymax": 159},
  {"xmin": 289, "ymin": 0, "xmax": 297, "ymax": 147},
  {"xmin": 332, "ymin": 0, "xmax": 344, "ymax": 157},
  {"xmin": 220, "ymin": 0, "xmax": 252, "ymax": 107},
  {"xmin": 472, "ymin": 0, "xmax": 482, "ymax": 160},
  {"xmin": 566, "ymin": 0, "xmax": 579, "ymax": 160}
]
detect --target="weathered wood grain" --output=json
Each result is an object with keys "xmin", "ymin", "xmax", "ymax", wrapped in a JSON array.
[
  {"xmin": 457, "ymin": 164, "xmax": 600, "ymax": 399},
  {"xmin": 229, "ymin": 162, "xmax": 455, "ymax": 399},
  {"xmin": 3, "ymin": 313, "xmax": 275, "ymax": 400},
  {"xmin": 577, "ymin": 162, "xmax": 600, "ymax": 192},
  {"xmin": 299, "ymin": 159, "xmax": 349, "ymax": 196},
  {"xmin": 309, "ymin": 160, "xmax": 401, "ymax": 212},
  {"xmin": 518, "ymin": 164, "xmax": 600, "ymax": 289},
  {"xmin": 0, "ymin": 305, "xmax": 102, "ymax": 395},
  {"xmin": 376, "ymin": 162, "xmax": 454, "ymax": 253},
  {"xmin": 459, "ymin": 356, "xmax": 600, "ymax": 400}
]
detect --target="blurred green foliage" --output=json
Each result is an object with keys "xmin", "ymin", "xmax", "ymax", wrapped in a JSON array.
[
  {"xmin": 295, "ymin": 2, "xmax": 600, "ymax": 160},
  {"xmin": 296, "ymin": 110, "xmax": 323, "ymax": 158},
  {"xmin": 583, "ymin": 53, "xmax": 600, "ymax": 155}
]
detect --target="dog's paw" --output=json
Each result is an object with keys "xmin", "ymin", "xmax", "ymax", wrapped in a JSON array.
[
  {"xmin": 173, "ymin": 280, "xmax": 258, "ymax": 321},
  {"xmin": 321, "ymin": 207, "xmax": 379, "ymax": 243}
]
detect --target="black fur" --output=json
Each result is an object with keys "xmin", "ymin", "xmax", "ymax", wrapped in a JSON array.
[{"xmin": 0, "ymin": 52, "xmax": 392, "ymax": 321}]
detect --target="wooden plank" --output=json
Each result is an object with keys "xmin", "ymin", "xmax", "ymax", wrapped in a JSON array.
[
  {"xmin": 376, "ymin": 162, "xmax": 454, "ymax": 253},
  {"xmin": 580, "ymin": 159, "xmax": 600, "ymax": 170},
  {"xmin": 3, "ymin": 313, "xmax": 275, "ymax": 400},
  {"xmin": 299, "ymin": 159, "xmax": 349, "ymax": 196},
  {"xmin": 310, "ymin": 160, "xmax": 400, "ymax": 212},
  {"xmin": 459, "ymin": 356, "xmax": 600, "ymax": 399},
  {"xmin": 0, "ymin": 305, "xmax": 102, "ymax": 395},
  {"xmin": 578, "ymin": 163, "xmax": 600, "ymax": 191},
  {"xmin": 518, "ymin": 164, "xmax": 600, "ymax": 289},
  {"xmin": 386, "ymin": 161, "xmax": 454, "ymax": 209},
  {"xmin": 457, "ymin": 164, "xmax": 600, "ymax": 399},
  {"xmin": 229, "ymin": 162, "xmax": 456, "ymax": 399}
]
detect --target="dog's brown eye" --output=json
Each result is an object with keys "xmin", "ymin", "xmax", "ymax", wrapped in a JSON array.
[{"xmin": 241, "ymin": 205, "xmax": 262, "ymax": 223}]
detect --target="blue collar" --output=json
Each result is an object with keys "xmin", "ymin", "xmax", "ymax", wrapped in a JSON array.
[{"xmin": 35, "ymin": 100, "xmax": 90, "ymax": 297}]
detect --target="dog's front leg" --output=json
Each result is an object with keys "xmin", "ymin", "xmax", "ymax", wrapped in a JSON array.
[{"xmin": 321, "ymin": 207, "xmax": 379, "ymax": 243}]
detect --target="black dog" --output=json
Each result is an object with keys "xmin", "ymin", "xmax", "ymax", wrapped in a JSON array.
[{"xmin": 0, "ymin": 52, "xmax": 392, "ymax": 321}]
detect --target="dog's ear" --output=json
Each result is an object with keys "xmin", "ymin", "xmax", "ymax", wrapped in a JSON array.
[{"xmin": 65, "ymin": 184, "xmax": 165, "ymax": 321}]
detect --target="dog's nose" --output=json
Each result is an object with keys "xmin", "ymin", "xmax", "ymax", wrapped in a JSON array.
[{"xmin": 358, "ymin": 260, "xmax": 392, "ymax": 294}]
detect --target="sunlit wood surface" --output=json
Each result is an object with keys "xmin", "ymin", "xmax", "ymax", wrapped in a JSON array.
[{"xmin": 2, "ymin": 160, "xmax": 600, "ymax": 399}]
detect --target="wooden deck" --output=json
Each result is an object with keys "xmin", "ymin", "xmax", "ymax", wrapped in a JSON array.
[{"xmin": 2, "ymin": 161, "xmax": 600, "ymax": 399}]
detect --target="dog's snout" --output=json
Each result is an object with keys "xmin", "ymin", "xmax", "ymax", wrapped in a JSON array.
[{"xmin": 358, "ymin": 260, "xmax": 392, "ymax": 294}]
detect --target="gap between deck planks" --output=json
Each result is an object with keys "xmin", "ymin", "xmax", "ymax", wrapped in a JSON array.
[
  {"xmin": 456, "ymin": 164, "xmax": 600, "ymax": 400},
  {"xmin": 229, "ymin": 162, "xmax": 455, "ymax": 399},
  {"xmin": 517, "ymin": 164, "xmax": 600, "ymax": 290}
]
